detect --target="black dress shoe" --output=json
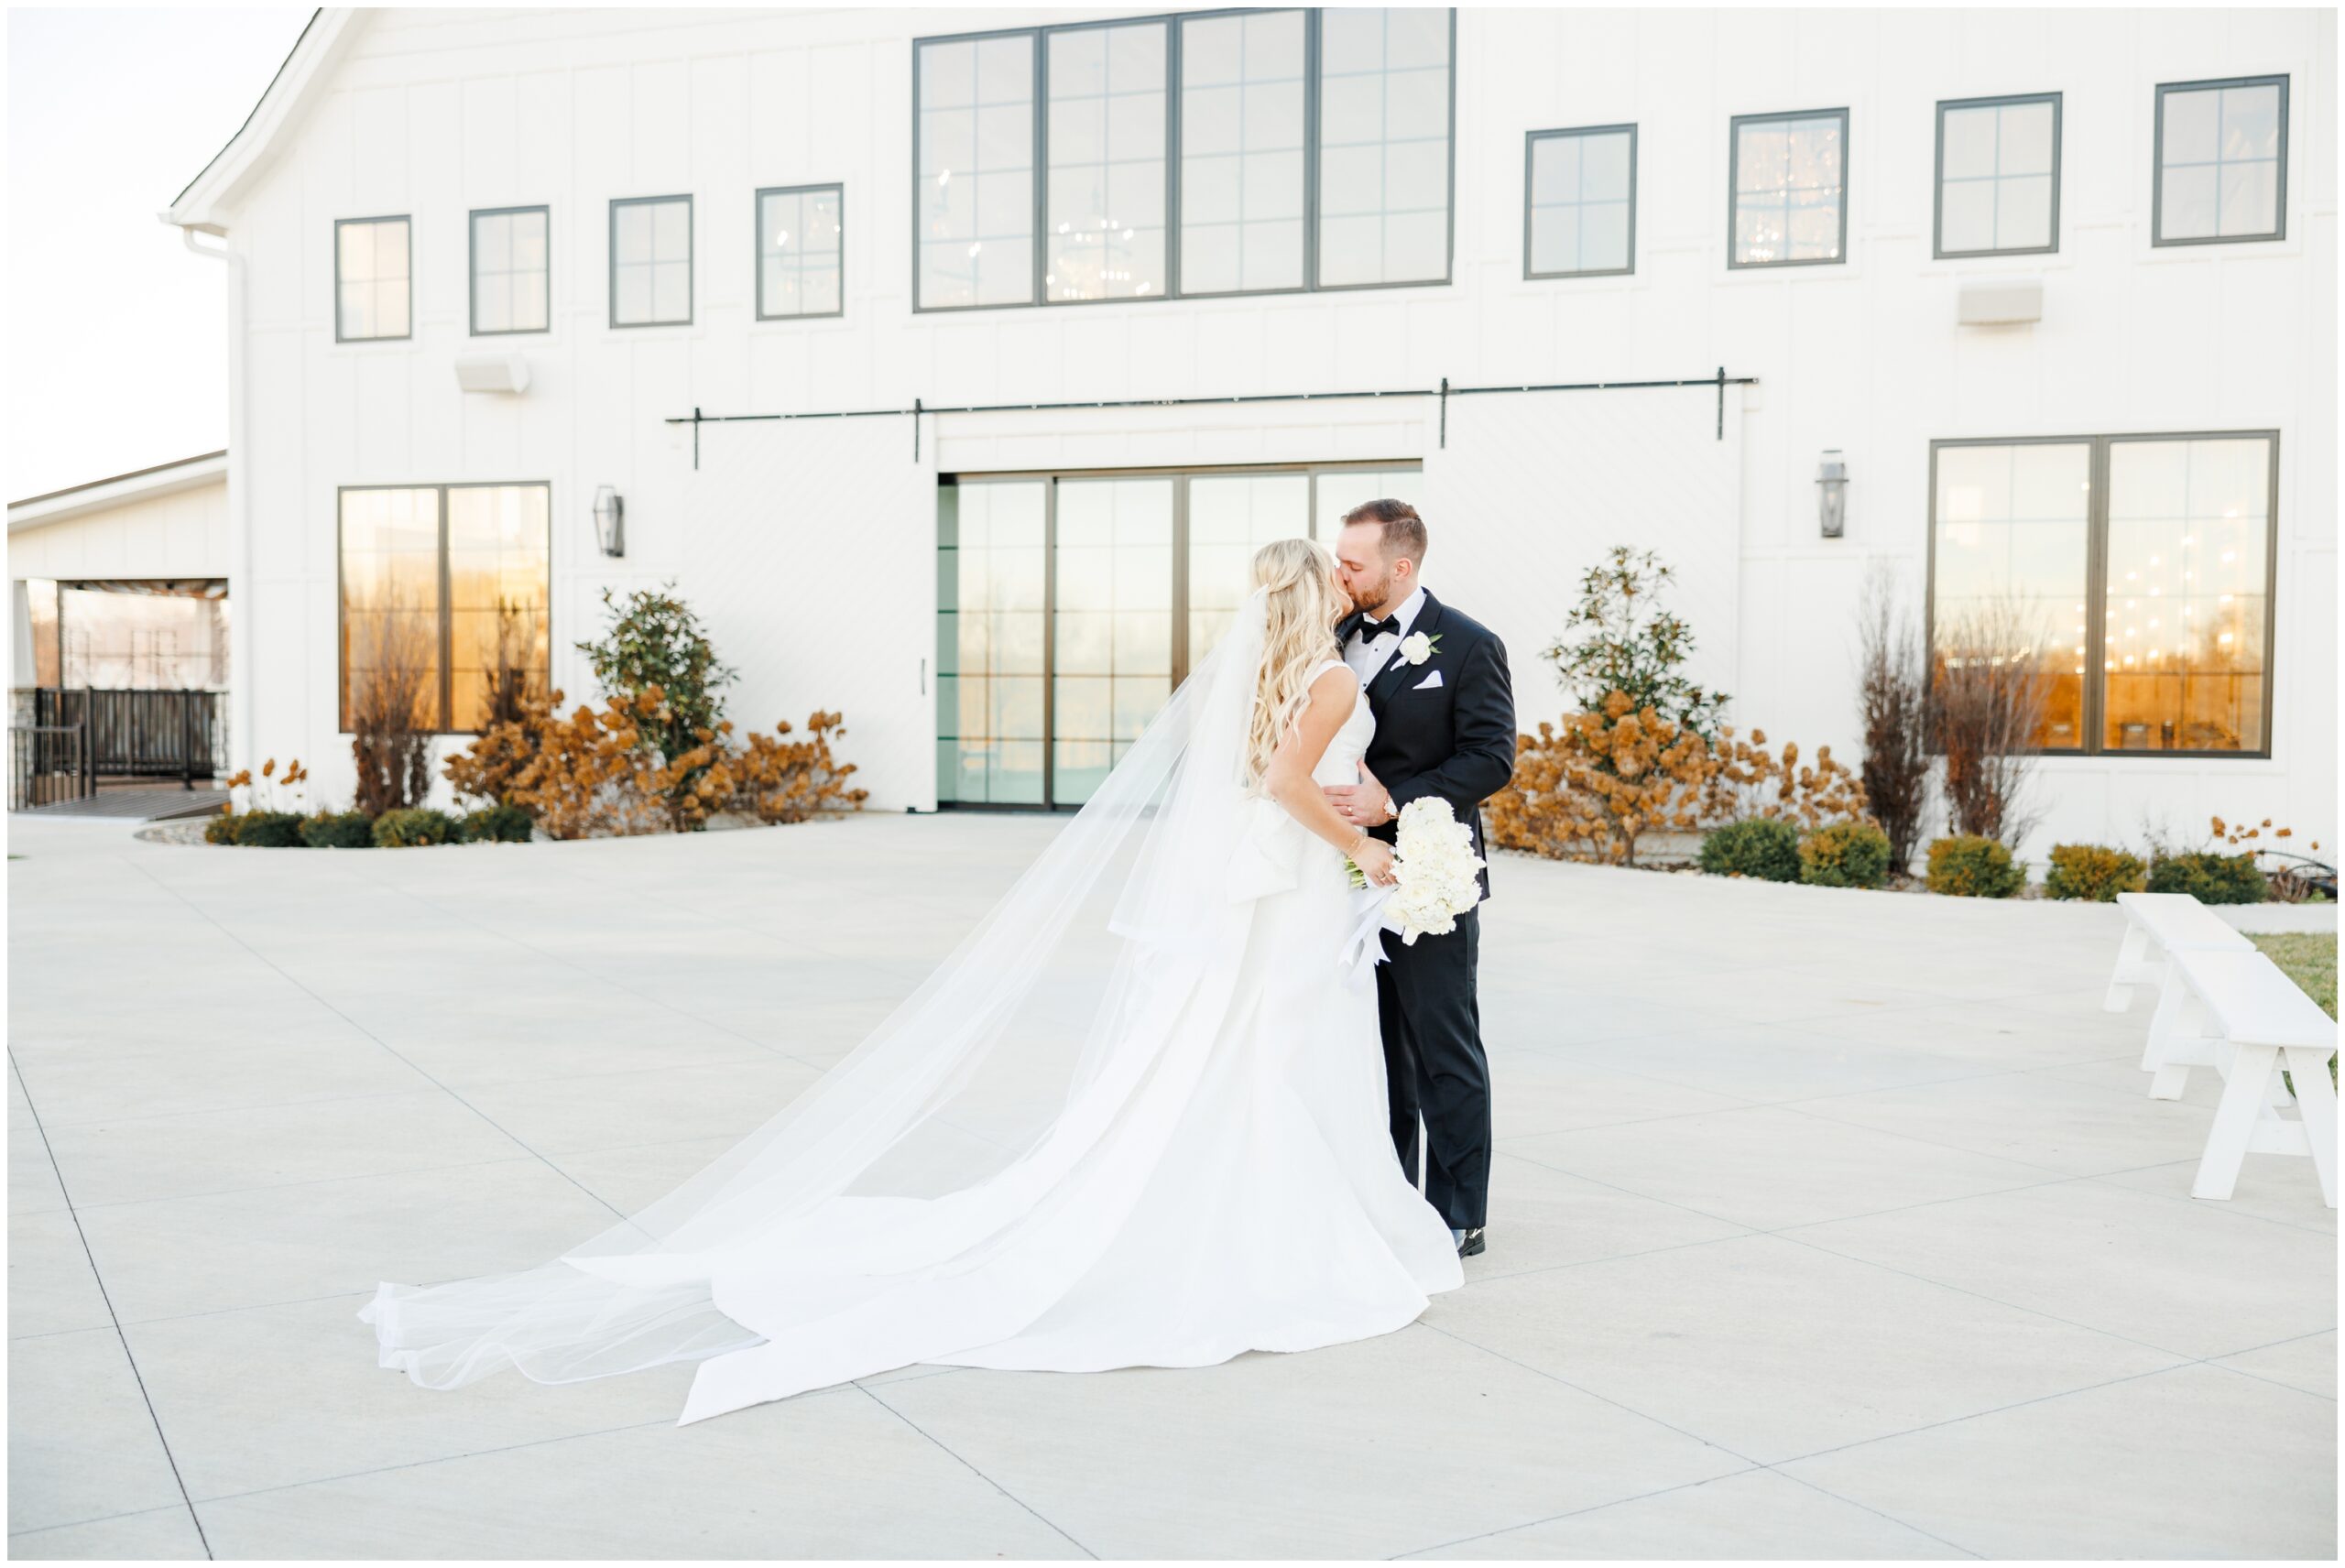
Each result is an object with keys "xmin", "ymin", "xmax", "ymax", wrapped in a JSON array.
[{"xmin": 1456, "ymin": 1227, "xmax": 1485, "ymax": 1258}]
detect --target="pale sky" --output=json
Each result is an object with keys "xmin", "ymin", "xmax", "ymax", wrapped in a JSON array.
[{"xmin": 7, "ymin": 6, "xmax": 312, "ymax": 502}]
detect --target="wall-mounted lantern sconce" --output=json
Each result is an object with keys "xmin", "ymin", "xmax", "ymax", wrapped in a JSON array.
[
  {"xmin": 1816, "ymin": 450, "xmax": 1848, "ymax": 539},
  {"xmin": 593, "ymin": 485, "xmax": 625, "ymax": 558}
]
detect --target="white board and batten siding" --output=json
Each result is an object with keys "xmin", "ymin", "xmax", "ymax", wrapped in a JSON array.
[{"xmin": 189, "ymin": 7, "xmax": 2332, "ymax": 848}]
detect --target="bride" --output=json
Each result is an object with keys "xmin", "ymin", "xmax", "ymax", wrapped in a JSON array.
[{"xmin": 363, "ymin": 537, "xmax": 1464, "ymax": 1424}]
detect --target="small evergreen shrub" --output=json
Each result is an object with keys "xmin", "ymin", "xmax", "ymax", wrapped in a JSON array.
[
  {"xmin": 300, "ymin": 811, "xmax": 376, "ymax": 849},
  {"xmin": 1698, "ymin": 818, "xmax": 1803, "ymax": 882},
  {"xmin": 1799, "ymin": 821, "xmax": 1892, "ymax": 890},
  {"xmin": 1925, "ymin": 834, "xmax": 2025, "ymax": 898},
  {"xmin": 233, "ymin": 811, "xmax": 306, "ymax": 849},
  {"xmin": 2045, "ymin": 844, "xmax": 2146, "ymax": 902},
  {"xmin": 2147, "ymin": 850, "xmax": 2266, "ymax": 905},
  {"xmin": 203, "ymin": 811, "xmax": 245, "ymax": 845},
  {"xmin": 372, "ymin": 807, "xmax": 460, "ymax": 848},
  {"xmin": 461, "ymin": 803, "xmax": 533, "ymax": 844}
]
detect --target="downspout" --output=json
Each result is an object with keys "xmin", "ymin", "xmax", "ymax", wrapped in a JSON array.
[{"xmin": 181, "ymin": 224, "xmax": 254, "ymax": 779}]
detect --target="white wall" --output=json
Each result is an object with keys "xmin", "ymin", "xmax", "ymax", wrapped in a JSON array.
[
  {"xmin": 6, "ymin": 475, "xmax": 231, "ymax": 583},
  {"xmin": 210, "ymin": 6, "xmax": 2336, "ymax": 848}
]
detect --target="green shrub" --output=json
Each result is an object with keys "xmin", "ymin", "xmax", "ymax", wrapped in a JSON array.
[
  {"xmin": 2045, "ymin": 843, "xmax": 2146, "ymax": 902},
  {"xmin": 371, "ymin": 807, "xmax": 459, "ymax": 848},
  {"xmin": 203, "ymin": 811, "xmax": 245, "ymax": 845},
  {"xmin": 1698, "ymin": 818, "xmax": 1803, "ymax": 882},
  {"xmin": 461, "ymin": 802, "xmax": 533, "ymax": 844},
  {"xmin": 299, "ymin": 811, "xmax": 376, "ymax": 849},
  {"xmin": 2146, "ymin": 850, "xmax": 2266, "ymax": 905},
  {"xmin": 233, "ymin": 811, "xmax": 306, "ymax": 849},
  {"xmin": 1925, "ymin": 834, "xmax": 2026, "ymax": 898},
  {"xmin": 1800, "ymin": 821, "xmax": 1892, "ymax": 889}
]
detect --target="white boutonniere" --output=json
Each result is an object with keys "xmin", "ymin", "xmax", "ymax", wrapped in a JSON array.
[{"xmin": 1399, "ymin": 631, "xmax": 1440, "ymax": 667}]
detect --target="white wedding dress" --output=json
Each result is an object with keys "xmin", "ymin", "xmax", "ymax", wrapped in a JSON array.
[{"xmin": 363, "ymin": 596, "xmax": 1461, "ymax": 1424}]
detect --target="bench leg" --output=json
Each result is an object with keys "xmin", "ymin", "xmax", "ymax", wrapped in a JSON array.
[
  {"xmin": 2105, "ymin": 928, "xmax": 2153, "ymax": 1011},
  {"xmin": 2283, "ymin": 1046, "xmax": 2339, "ymax": 1210},
  {"xmin": 2194, "ymin": 1042, "xmax": 2280, "ymax": 1200},
  {"xmin": 2145, "ymin": 981, "xmax": 2209, "ymax": 1098}
]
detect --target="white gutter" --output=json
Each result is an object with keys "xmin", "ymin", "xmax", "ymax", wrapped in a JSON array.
[{"xmin": 179, "ymin": 224, "xmax": 256, "ymax": 776}]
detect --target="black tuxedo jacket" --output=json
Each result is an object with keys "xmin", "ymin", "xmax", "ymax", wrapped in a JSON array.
[{"xmin": 1338, "ymin": 592, "xmax": 1516, "ymax": 899}]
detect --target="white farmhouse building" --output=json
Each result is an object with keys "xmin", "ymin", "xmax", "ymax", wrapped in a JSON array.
[{"xmin": 157, "ymin": 6, "xmax": 2336, "ymax": 852}]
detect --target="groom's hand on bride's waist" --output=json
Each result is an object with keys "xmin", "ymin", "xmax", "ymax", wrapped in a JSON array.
[{"xmin": 1322, "ymin": 767, "xmax": 1394, "ymax": 827}]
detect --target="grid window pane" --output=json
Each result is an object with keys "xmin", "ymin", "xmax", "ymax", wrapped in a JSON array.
[
  {"xmin": 759, "ymin": 186, "xmax": 845, "ymax": 319},
  {"xmin": 939, "ymin": 483, "xmax": 1048, "ymax": 802},
  {"xmin": 446, "ymin": 486, "xmax": 552, "ymax": 731},
  {"xmin": 611, "ymin": 197, "xmax": 692, "ymax": 324},
  {"xmin": 472, "ymin": 209, "xmax": 549, "ymax": 334},
  {"xmin": 1047, "ymin": 22, "xmax": 1167, "ymax": 301},
  {"xmin": 919, "ymin": 36, "xmax": 1037, "ymax": 309},
  {"xmin": 336, "ymin": 218, "xmax": 410, "ymax": 340},
  {"xmin": 1937, "ymin": 98, "xmax": 2057, "ymax": 256},
  {"xmin": 1187, "ymin": 474, "xmax": 1310, "ymax": 663},
  {"xmin": 1052, "ymin": 478, "xmax": 1172, "ymax": 804},
  {"xmin": 1316, "ymin": 7, "xmax": 1451, "ymax": 287},
  {"xmin": 1528, "ymin": 127, "xmax": 1634, "ymax": 276},
  {"xmin": 1931, "ymin": 443, "xmax": 2091, "ymax": 750},
  {"xmin": 2157, "ymin": 80, "xmax": 2285, "ymax": 242},
  {"xmin": 1732, "ymin": 112, "xmax": 1845, "ymax": 266},
  {"xmin": 1179, "ymin": 10, "xmax": 1305, "ymax": 295},
  {"xmin": 340, "ymin": 487, "xmax": 442, "ymax": 731},
  {"xmin": 2104, "ymin": 438, "xmax": 2270, "ymax": 752}
]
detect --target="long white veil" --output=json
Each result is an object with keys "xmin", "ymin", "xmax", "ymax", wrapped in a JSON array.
[{"xmin": 365, "ymin": 589, "xmax": 1285, "ymax": 1421}]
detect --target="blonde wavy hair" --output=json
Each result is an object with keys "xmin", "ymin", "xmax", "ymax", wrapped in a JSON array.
[{"xmin": 1245, "ymin": 537, "xmax": 1347, "ymax": 789}]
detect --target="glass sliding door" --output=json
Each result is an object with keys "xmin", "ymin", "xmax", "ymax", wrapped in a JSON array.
[
  {"xmin": 939, "ymin": 462, "xmax": 1421, "ymax": 807},
  {"xmin": 937, "ymin": 480, "xmax": 1048, "ymax": 803},
  {"xmin": 1186, "ymin": 473, "xmax": 1309, "ymax": 666},
  {"xmin": 1053, "ymin": 478, "xmax": 1174, "ymax": 804}
]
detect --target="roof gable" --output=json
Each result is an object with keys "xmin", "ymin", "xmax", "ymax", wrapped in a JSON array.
[{"xmin": 161, "ymin": 8, "xmax": 363, "ymax": 233}]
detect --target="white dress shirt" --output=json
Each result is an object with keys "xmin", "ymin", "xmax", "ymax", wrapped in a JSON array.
[{"xmin": 1343, "ymin": 584, "xmax": 1428, "ymax": 686}]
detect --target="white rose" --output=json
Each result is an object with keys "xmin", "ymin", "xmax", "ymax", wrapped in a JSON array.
[{"xmin": 1399, "ymin": 631, "xmax": 1434, "ymax": 666}]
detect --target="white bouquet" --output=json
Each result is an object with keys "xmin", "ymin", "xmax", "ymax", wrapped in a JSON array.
[{"xmin": 1348, "ymin": 797, "xmax": 1486, "ymax": 945}]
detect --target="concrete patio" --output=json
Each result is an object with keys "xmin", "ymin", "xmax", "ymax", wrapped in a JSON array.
[{"xmin": 7, "ymin": 811, "xmax": 2335, "ymax": 1560}]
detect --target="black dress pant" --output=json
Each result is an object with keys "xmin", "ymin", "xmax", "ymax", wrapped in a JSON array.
[{"xmin": 1376, "ymin": 907, "xmax": 1490, "ymax": 1230}]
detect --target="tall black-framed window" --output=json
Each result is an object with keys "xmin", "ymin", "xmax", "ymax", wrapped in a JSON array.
[
  {"xmin": 2153, "ymin": 75, "xmax": 2288, "ymax": 245},
  {"xmin": 337, "ymin": 483, "xmax": 551, "ymax": 735},
  {"xmin": 471, "ymin": 205, "xmax": 551, "ymax": 335},
  {"xmin": 1728, "ymin": 108, "xmax": 1848, "ymax": 268},
  {"xmin": 757, "ymin": 184, "xmax": 845, "ymax": 319},
  {"xmin": 1926, "ymin": 433, "xmax": 2279, "ymax": 757},
  {"xmin": 912, "ymin": 8, "xmax": 1455, "ymax": 311},
  {"xmin": 1935, "ymin": 93, "xmax": 2059, "ymax": 258},
  {"xmin": 334, "ymin": 215, "xmax": 411, "ymax": 342},
  {"xmin": 609, "ymin": 195, "xmax": 693, "ymax": 327},
  {"xmin": 936, "ymin": 461, "xmax": 1423, "ymax": 806},
  {"xmin": 1524, "ymin": 124, "xmax": 1636, "ymax": 278}
]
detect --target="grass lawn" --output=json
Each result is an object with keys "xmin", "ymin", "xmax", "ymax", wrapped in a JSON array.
[{"xmin": 2252, "ymin": 932, "xmax": 2339, "ymax": 1018}]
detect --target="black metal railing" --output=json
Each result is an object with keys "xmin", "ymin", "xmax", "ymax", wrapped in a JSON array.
[
  {"xmin": 9, "ymin": 721, "xmax": 93, "ymax": 811},
  {"xmin": 26, "ymin": 689, "xmax": 227, "ymax": 788}
]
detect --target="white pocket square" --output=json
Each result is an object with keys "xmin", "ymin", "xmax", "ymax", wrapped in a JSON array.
[{"xmin": 1412, "ymin": 670, "xmax": 1444, "ymax": 691}]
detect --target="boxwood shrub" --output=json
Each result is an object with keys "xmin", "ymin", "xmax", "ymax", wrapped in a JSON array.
[
  {"xmin": 233, "ymin": 811, "xmax": 306, "ymax": 849},
  {"xmin": 1925, "ymin": 834, "xmax": 2025, "ymax": 898},
  {"xmin": 2044, "ymin": 844, "xmax": 2146, "ymax": 902},
  {"xmin": 2147, "ymin": 850, "xmax": 2266, "ymax": 905},
  {"xmin": 1799, "ymin": 821, "xmax": 1892, "ymax": 889},
  {"xmin": 203, "ymin": 811, "xmax": 245, "ymax": 845},
  {"xmin": 1698, "ymin": 819, "xmax": 1803, "ymax": 882},
  {"xmin": 461, "ymin": 802, "xmax": 533, "ymax": 844},
  {"xmin": 300, "ymin": 811, "xmax": 376, "ymax": 849},
  {"xmin": 372, "ymin": 807, "xmax": 461, "ymax": 848}
]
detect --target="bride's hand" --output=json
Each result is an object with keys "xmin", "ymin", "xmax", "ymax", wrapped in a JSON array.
[{"xmin": 1351, "ymin": 836, "xmax": 1398, "ymax": 887}]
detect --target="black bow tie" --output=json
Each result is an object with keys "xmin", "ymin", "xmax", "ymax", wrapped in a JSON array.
[{"xmin": 1359, "ymin": 616, "xmax": 1401, "ymax": 637}]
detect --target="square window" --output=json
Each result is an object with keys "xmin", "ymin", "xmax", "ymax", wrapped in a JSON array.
[
  {"xmin": 1936, "ymin": 95, "xmax": 2059, "ymax": 257},
  {"xmin": 334, "ymin": 217, "xmax": 410, "ymax": 341},
  {"xmin": 1731, "ymin": 111, "xmax": 1846, "ymax": 267},
  {"xmin": 1526, "ymin": 125, "xmax": 1636, "ymax": 278},
  {"xmin": 610, "ymin": 196, "xmax": 692, "ymax": 326},
  {"xmin": 758, "ymin": 185, "xmax": 845, "ymax": 320},
  {"xmin": 2155, "ymin": 77, "xmax": 2287, "ymax": 244},
  {"xmin": 471, "ymin": 207, "xmax": 550, "ymax": 336}
]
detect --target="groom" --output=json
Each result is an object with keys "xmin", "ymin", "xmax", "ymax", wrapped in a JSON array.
[{"xmin": 1326, "ymin": 500, "xmax": 1516, "ymax": 1259}]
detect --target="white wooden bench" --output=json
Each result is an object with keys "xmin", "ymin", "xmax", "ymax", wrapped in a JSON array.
[
  {"xmin": 2165, "ymin": 946, "xmax": 2337, "ymax": 1207},
  {"xmin": 2107, "ymin": 893, "xmax": 2255, "ymax": 1092}
]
